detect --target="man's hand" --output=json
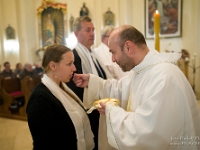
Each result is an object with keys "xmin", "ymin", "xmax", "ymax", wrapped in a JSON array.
[
  {"xmin": 73, "ymin": 73, "xmax": 90, "ymax": 88},
  {"xmin": 97, "ymin": 102, "xmax": 106, "ymax": 115}
]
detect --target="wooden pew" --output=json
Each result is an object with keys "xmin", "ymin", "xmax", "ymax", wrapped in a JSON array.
[
  {"xmin": 0, "ymin": 76, "xmax": 4, "ymax": 112},
  {"xmin": 0, "ymin": 77, "xmax": 24, "ymax": 115},
  {"xmin": 20, "ymin": 76, "xmax": 41, "ymax": 116}
]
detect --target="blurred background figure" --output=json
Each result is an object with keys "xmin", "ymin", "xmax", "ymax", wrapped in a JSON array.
[
  {"xmin": 94, "ymin": 25, "xmax": 129, "ymax": 79},
  {"xmin": 0, "ymin": 61, "xmax": 15, "ymax": 78},
  {"xmin": 19, "ymin": 63, "xmax": 39, "ymax": 80},
  {"xmin": 14, "ymin": 62, "xmax": 23, "ymax": 78},
  {"xmin": 34, "ymin": 62, "xmax": 44, "ymax": 76}
]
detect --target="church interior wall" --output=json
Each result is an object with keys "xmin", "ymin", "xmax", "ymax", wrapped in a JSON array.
[{"xmin": 0, "ymin": 0, "xmax": 199, "ymax": 95}]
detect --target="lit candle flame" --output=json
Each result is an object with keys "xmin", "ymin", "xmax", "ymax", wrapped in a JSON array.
[{"xmin": 155, "ymin": 10, "xmax": 159, "ymax": 14}]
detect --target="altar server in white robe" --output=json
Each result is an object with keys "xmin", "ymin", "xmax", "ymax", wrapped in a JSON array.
[
  {"xmin": 73, "ymin": 25, "xmax": 200, "ymax": 150},
  {"xmin": 94, "ymin": 25, "xmax": 129, "ymax": 79}
]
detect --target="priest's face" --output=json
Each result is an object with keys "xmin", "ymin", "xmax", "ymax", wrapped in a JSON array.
[
  {"xmin": 117, "ymin": 49, "xmax": 133, "ymax": 71},
  {"xmin": 75, "ymin": 21, "xmax": 95, "ymax": 50},
  {"xmin": 109, "ymin": 41, "xmax": 132, "ymax": 72}
]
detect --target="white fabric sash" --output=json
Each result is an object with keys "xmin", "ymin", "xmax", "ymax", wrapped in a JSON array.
[
  {"xmin": 75, "ymin": 43, "xmax": 99, "ymax": 75},
  {"xmin": 42, "ymin": 74, "xmax": 94, "ymax": 150}
]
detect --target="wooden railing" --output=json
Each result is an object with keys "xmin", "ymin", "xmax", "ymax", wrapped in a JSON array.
[{"xmin": 177, "ymin": 59, "xmax": 189, "ymax": 79}]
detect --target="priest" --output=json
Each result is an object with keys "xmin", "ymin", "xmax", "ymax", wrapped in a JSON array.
[{"xmin": 73, "ymin": 25, "xmax": 200, "ymax": 150}]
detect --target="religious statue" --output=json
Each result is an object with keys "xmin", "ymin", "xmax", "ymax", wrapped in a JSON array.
[
  {"xmin": 6, "ymin": 25, "xmax": 15, "ymax": 39},
  {"xmin": 38, "ymin": 0, "xmax": 66, "ymax": 47},
  {"xmin": 104, "ymin": 8, "xmax": 114, "ymax": 26},
  {"xmin": 80, "ymin": 3, "xmax": 89, "ymax": 17},
  {"xmin": 70, "ymin": 14, "xmax": 74, "ymax": 32},
  {"xmin": 45, "ymin": 14, "xmax": 55, "ymax": 46}
]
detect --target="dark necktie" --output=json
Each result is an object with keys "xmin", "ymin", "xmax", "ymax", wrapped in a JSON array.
[{"xmin": 90, "ymin": 53, "xmax": 106, "ymax": 79}]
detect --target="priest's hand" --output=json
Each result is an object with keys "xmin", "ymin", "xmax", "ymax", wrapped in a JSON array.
[
  {"xmin": 73, "ymin": 73, "xmax": 90, "ymax": 88},
  {"xmin": 97, "ymin": 102, "xmax": 106, "ymax": 115}
]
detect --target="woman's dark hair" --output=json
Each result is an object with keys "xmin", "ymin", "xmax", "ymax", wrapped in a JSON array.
[{"xmin": 42, "ymin": 44, "xmax": 71, "ymax": 72}]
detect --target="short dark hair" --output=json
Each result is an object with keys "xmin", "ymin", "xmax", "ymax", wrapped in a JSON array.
[
  {"xmin": 3, "ymin": 61, "xmax": 10, "ymax": 67},
  {"xmin": 42, "ymin": 44, "xmax": 71, "ymax": 72},
  {"xmin": 118, "ymin": 26, "xmax": 147, "ymax": 50},
  {"xmin": 73, "ymin": 16, "xmax": 92, "ymax": 31}
]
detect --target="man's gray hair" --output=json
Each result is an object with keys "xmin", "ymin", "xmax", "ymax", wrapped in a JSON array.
[
  {"xmin": 101, "ymin": 25, "xmax": 115, "ymax": 37},
  {"xmin": 73, "ymin": 16, "xmax": 92, "ymax": 31}
]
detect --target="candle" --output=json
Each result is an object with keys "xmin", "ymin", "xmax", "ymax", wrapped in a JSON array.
[{"xmin": 154, "ymin": 10, "xmax": 160, "ymax": 52}]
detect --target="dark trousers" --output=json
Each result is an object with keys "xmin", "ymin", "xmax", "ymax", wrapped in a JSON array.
[{"xmin": 88, "ymin": 109, "xmax": 99, "ymax": 150}]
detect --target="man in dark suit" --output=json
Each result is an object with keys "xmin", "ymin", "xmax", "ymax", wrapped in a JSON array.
[{"xmin": 67, "ymin": 16, "xmax": 112, "ymax": 150}]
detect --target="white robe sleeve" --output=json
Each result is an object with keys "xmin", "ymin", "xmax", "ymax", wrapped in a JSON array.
[
  {"xmin": 83, "ymin": 74, "xmax": 123, "ymax": 150},
  {"xmin": 83, "ymin": 74, "xmax": 127, "ymax": 108}
]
